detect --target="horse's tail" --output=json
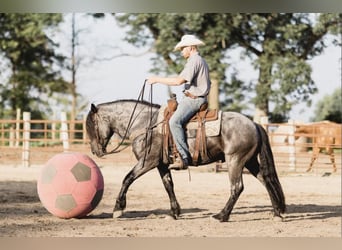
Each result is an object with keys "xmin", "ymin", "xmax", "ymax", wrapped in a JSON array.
[{"xmin": 255, "ymin": 123, "xmax": 286, "ymax": 213}]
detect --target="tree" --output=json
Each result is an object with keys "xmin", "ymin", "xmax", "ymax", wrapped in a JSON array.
[
  {"xmin": 0, "ymin": 13, "xmax": 67, "ymax": 119},
  {"xmin": 312, "ymin": 88, "xmax": 342, "ymax": 123},
  {"xmin": 227, "ymin": 13, "xmax": 341, "ymax": 121},
  {"xmin": 113, "ymin": 13, "xmax": 341, "ymax": 122},
  {"xmin": 114, "ymin": 13, "xmax": 233, "ymax": 110},
  {"xmin": 64, "ymin": 13, "xmax": 87, "ymax": 139},
  {"xmin": 220, "ymin": 70, "xmax": 252, "ymax": 113}
]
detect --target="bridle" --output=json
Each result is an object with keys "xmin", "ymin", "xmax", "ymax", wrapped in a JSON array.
[{"xmin": 93, "ymin": 80, "xmax": 155, "ymax": 155}]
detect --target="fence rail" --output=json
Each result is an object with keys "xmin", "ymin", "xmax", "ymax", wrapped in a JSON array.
[
  {"xmin": 0, "ymin": 113, "xmax": 341, "ymax": 173},
  {"xmin": 0, "ymin": 116, "xmax": 87, "ymax": 147}
]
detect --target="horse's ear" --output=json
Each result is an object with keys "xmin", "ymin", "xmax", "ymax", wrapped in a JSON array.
[{"xmin": 91, "ymin": 103, "xmax": 98, "ymax": 113}]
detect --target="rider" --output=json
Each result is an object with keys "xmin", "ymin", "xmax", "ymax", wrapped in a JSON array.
[{"xmin": 147, "ymin": 34, "xmax": 211, "ymax": 170}]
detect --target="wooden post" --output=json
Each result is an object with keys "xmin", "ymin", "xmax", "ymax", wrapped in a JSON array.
[
  {"xmin": 9, "ymin": 127, "xmax": 15, "ymax": 147},
  {"xmin": 83, "ymin": 114, "xmax": 87, "ymax": 144},
  {"xmin": 22, "ymin": 112, "xmax": 31, "ymax": 167},
  {"xmin": 260, "ymin": 116, "xmax": 269, "ymax": 131},
  {"xmin": 15, "ymin": 108, "xmax": 21, "ymax": 147},
  {"xmin": 60, "ymin": 112, "xmax": 69, "ymax": 151},
  {"xmin": 288, "ymin": 119, "xmax": 296, "ymax": 171},
  {"xmin": 208, "ymin": 73, "xmax": 219, "ymax": 110},
  {"xmin": 52, "ymin": 112, "xmax": 56, "ymax": 141}
]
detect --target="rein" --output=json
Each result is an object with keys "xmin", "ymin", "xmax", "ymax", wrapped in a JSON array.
[{"xmin": 103, "ymin": 80, "xmax": 155, "ymax": 155}]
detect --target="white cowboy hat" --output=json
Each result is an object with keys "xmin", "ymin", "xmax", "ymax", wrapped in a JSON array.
[{"xmin": 174, "ymin": 34, "xmax": 205, "ymax": 51}]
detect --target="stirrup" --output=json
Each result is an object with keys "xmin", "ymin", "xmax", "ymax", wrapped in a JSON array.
[{"xmin": 168, "ymin": 158, "xmax": 188, "ymax": 170}]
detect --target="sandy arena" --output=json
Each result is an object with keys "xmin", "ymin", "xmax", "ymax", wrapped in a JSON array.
[{"xmin": 0, "ymin": 151, "xmax": 341, "ymax": 238}]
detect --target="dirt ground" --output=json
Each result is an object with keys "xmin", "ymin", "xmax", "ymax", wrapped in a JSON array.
[{"xmin": 0, "ymin": 156, "xmax": 341, "ymax": 237}]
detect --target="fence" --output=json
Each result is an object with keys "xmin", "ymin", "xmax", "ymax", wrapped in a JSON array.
[
  {"xmin": 0, "ymin": 111, "xmax": 133, "ymax": 167},
  {"xmin": 261, "ymin": 119, "xmax": 341, "ymax": 173},
  {"xmin": 0, "ymin": 113, "xmax": 341, "ymax": 173},
  {"xmin": 1, "ymin": 112, "xmax": 82, "ymax": 166}
]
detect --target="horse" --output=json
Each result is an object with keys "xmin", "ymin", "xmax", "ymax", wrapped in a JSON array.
[
  {"xmin": 86, "ymin": 99, "xmax": 286, "ymax": 222},
  {"xmin": 294, "ymin": 121, "xmax": 342, "ymax": 172}
]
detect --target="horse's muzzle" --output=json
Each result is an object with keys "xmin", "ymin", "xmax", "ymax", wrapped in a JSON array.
[{"xmin": 91, "ymin": 146, "xmax": 106, "ymax": 158}]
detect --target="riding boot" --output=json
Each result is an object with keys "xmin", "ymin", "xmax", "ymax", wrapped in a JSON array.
[{"xmin": 168, "ymin": 157, "xmax": 189, "ymax": 170}]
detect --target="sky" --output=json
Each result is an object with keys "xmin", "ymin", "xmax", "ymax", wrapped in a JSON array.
[{"xmin": 58, "ymin": 14, "xmax": 341, "ymax": 122}]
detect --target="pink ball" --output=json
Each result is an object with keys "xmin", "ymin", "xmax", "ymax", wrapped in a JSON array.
[{"xmin": 37, "ymin": 152, "xmax": 104, "ymax": 219}]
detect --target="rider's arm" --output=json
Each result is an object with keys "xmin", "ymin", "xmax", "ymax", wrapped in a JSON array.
[{"xmin": 146, "ymin": 76, "xmax": 186, "ymax": 86}]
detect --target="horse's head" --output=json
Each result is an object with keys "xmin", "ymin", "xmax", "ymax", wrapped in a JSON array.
[{"xmin": 86, "ymin": 104, "xmax": 114, "ymax": 157}]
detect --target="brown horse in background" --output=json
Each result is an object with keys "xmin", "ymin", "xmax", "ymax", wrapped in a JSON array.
[{"xmin": 295, "ymin": 121, "xmax": 342, "ymax": 172}]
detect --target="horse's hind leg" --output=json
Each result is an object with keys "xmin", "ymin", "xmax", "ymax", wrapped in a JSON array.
[
  {"xmin": 245, "ymin": 155, "xmax": 283, "ymax": 220},
  {"xmin": 327, "ymin": 147, "xmax": 337, "ymax": 172},
  {"xmin": 156, "ymin": 164, "xmax": 181, "ymax": 219},
  {"xmin": 245, "ymin": 155, "xmax": 265, "ymax": 184},
  {"xmin": 213, "ymin": 156, "xmax": 244, "ymax": 222}
]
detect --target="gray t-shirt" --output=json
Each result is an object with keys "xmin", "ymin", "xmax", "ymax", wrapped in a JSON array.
[{"xmin": 179, "ymin": 52, "xmax": 211, "ymax": 97}]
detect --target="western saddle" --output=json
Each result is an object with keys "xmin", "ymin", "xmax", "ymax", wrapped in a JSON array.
[{"xmin": 161, "ymin": 95, "xmax": 218, "ymax": 166}]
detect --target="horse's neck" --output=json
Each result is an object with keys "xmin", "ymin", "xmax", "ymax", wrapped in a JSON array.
[
  {"xmin": 297, "ymin": 126, "xmax": 314, "ymax": 134},
  {"xmin": 105, "ymin": 102, "xmax": 159, "ymax": 137}
]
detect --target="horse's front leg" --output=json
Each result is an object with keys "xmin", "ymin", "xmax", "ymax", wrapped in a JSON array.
[
  {"xmin": 156, "ymin": 164, "xmax": 181, "ymax": 219},
  {"xmin": 112, "ymin": 178, "xmax": 129, "ymax": 218},
  {"xmin": 306, "ymin": 146, "xmax": 320, "ymax": 172},
  {"xmin": 112, "ymin": 158, "xmax": 154, "ymax": 218}
]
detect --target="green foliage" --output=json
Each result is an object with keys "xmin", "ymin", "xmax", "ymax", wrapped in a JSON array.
[
  {"xmin": 114, "ymin": 13, "xmax": 340, "ymax": 121},
  {"xmin": 312, "ymin": 88, "xmax": 342, "ymax": 123},
  {"xmin": 270, "ymin": 55, "xmax": 317, "ymax": 120},
  {"xmin": 229, "ymin": 13, "xmax": 340, "ymax": 121},
  {"xmin": 0, "ymin": 13, "xmax": 67, "ymax": 119},
  {"xmin": 220, "ymin": 71, "xmax": 252, "ymax": 113},
  {"xmin": 115, "ymin": 13, "xmax": 230, "ymax": 83}
]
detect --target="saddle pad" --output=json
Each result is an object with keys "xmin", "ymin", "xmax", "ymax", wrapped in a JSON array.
[
  {"xmin": 186, "ymin": 111, "xmax": 222, "ymax": 138},
  {"xmin": 156, "ymin": 106, "xmax": 222, "ymax": 138}
]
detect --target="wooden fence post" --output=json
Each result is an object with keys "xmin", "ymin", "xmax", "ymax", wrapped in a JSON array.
[
  {"xmin": 260, "ymin": 116, "xmax": 269, "ymax": 131},
  {"xmin": 51, "ymin": 112, "xmax": 56, "ymax": 141},
  {"xmin": 83, "ymin": 114, "xmax": 87, "ymax": 144},
  {"xmin": 60, "ymin": 112, "xmax": 69, "ymax": 151},
  {"xmin": 16, "ymin": 108, "xmax": 21, "ymax": 147},
  {"xmin": 9, "ymin": 127, "xmax": 15, "ymax": 147},
  {"xmin": 22, "ymin": 112, "xmax": 31, "ymax": 167},
  {"xmin": 288, "ymin": 119, "xmax": 296, "ymax": 171}
]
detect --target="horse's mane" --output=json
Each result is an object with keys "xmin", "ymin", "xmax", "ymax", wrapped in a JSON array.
[
  {"xmin": 86, "ymin": 99, "xmax": 161, "ymax": 140},
  {"xmin": 96, "ymin": 99, "xmax": 161, "ymax": 109}
]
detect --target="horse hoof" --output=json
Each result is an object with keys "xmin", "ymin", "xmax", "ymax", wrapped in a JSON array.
[
  {"xmin": 273, "ymin": 215, "xmax": 284, "ymax": 222},
  {"xmin": 212, "ymin": 213, "xmax": 228, "ymax": 222},
  {"xmin": 164, "ymin": 214, "xmax": 176, "ymax": 220},
  {"xmin": 212, "ymin": 214, "xmax": 221, "ymax": 221},
  {"xmin": 112, "ymin": 210, "xmax": 123, "ymax": 219}
]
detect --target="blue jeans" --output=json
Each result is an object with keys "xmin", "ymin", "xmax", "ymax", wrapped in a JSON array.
[{"xmin": 169, "ymin": 96, "xmax": 207, "ymax": 161}]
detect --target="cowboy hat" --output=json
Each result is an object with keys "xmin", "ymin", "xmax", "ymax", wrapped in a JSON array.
[{"xmin": 174, "ymin": 34, "xmax": 205, "ymax": 51}]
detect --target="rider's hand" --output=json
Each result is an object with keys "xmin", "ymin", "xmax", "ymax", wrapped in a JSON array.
[
  {"xmin": 146, "ymin": 77, "xmax": 154, "ymax": 84},
  {"xmin": 146, "ymin": 77, "xmax": 157, "ymax": 85}
]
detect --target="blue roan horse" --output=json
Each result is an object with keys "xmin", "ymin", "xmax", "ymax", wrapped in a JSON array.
[{"xmin": 86, "ymin": 99, "xmax": 286, "ymax": 222}]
